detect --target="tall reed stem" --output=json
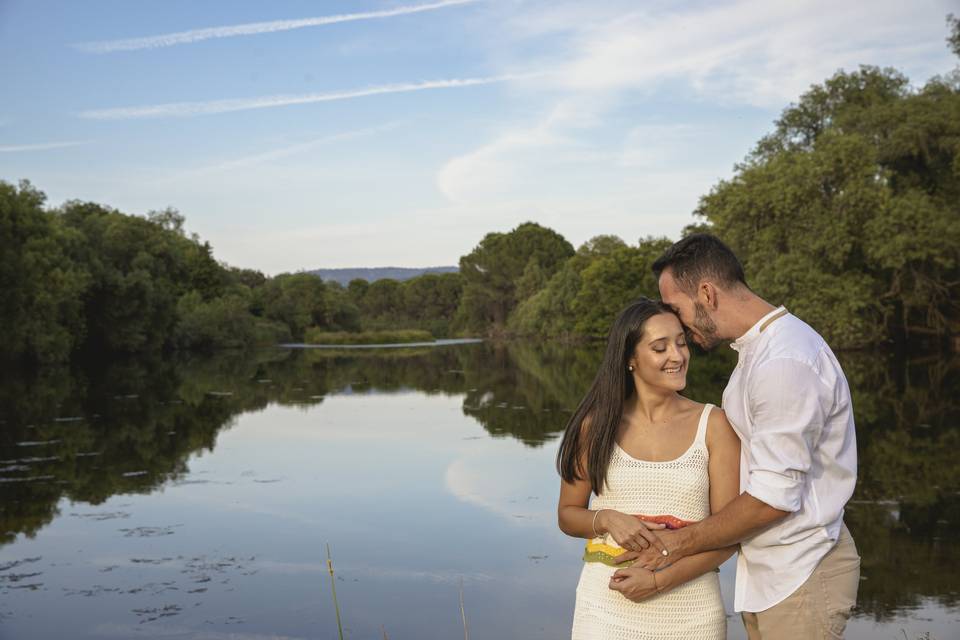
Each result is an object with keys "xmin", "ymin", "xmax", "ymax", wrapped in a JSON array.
[
  {"xmin": 326, "ymin": 543, "xmax": 344, "ymax": 640},
  {"xmin": 459, "ymin": 577, "xmax": 469, "ymax": 640}
]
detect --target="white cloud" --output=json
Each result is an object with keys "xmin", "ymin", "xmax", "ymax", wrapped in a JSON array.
[
  {"xmin": 190, "ymin": 122, "xmax": 402, "ymax": 175},
  {"xmin": 79, "ymin": 74, "xmax": 529, "ymax": 120},
  {"xmin": 433, "ymin": 0, "xmax": 955, "ymax": 210},
  {"xmin": 76, "ymin": 0, "xmax": 479, "ymax": 53},
  {"xmin": 444, "ymin": 446, "xmax": 557, "ymax": 526},
  {"xmin": 0, "ymin": 140, "xmax": 90, "ymax": 153},
  {"xmin": 435, "ymin": 96, "xmax": 605, "ymax": 203}
]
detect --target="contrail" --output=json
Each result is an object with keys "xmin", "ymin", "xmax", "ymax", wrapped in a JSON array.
[
  {"xmin": 79, "ymin": 74, "xmax": 531, "ymax": 120},
  {"xmin": 0, "ymin": 141, "xmax": 89, "ymax": 152},
  {"xmin": 76, "ymin": 0, "xmax": 478, "ymax": 53},
  {"xmin": 199, "ymin": 122, "xmax": 402, "ymax": 173}
]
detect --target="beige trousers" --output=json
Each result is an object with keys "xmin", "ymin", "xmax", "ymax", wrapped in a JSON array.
[{"xmin": 742, "ymin": 524, "xmax": 860, "ymax": 640}]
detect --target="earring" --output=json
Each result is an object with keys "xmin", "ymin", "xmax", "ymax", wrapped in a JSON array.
[{"xmin": 628, "ymin": 365, "xmax": 634, "ymax": 371}]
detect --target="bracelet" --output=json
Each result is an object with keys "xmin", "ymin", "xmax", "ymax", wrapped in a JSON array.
[
  {"xmin": 652, "ymin": 570, "xmax": 662, "ymax": 593},
  {"xmin": 591, "ymin": 509, "xmax": 605, "ymax": 538}
]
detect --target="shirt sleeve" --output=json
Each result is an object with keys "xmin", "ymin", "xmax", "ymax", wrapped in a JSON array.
[{"xmin": 744, "ymin": 357, "xmax": 829, "ymax": 513}]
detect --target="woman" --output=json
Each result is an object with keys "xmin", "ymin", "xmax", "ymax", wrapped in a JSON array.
[{"xmin": 557, "ymin": 298, "xmax": 740, "ymax": 639}]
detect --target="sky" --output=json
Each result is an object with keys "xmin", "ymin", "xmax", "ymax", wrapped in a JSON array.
[{"xmin": 1, "ymin": 0, "xmax": 957, "ymax": 274}]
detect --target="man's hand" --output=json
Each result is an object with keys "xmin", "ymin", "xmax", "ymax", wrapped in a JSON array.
[
  {"xmin": 612, "ymin": 528, "xmax": 683, "ymax": 569},
  {"xmin": 599, "ymin": 510, "xmax": 668, "ymax": 554},
  {"xmin": 608, "ymin": 566, "xmax": 659, "ymax": 602}
]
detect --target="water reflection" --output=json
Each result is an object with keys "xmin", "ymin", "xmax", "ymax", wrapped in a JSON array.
[{"xmin": 0, "ymin": 342, "xmax": 958, "ymax": 636}]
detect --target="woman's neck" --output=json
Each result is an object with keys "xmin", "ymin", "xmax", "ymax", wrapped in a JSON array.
[{"xmin": 626, "ymin": 386, "xmax": 683, "ymax": 424}]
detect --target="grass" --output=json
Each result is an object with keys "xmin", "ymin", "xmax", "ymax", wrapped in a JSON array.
[
  {"xmin": 326, "ymin": 543, "xmax": 344, "ymax": 640},
  {"xmin": 459, "ymin": 577, "xmax": 469, "ymax": 640},
  {"xmin": 325, "ymin": 544, "xmax": 470, "ymax": 639},
  {"xmin": 303, "ymin": 329, "xmax": 435, "ymax": 345}
]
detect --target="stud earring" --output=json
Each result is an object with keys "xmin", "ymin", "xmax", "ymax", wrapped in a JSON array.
[{"xmin": 628, "ymin": 365, "xmax": 634, "ymax": 371}]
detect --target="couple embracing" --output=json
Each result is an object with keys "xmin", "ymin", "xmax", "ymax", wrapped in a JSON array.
[{"xmin": 557, "ymin": 234, "xmax": 860, "ymax": 639}]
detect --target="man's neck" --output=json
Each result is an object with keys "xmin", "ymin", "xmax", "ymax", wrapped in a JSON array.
[{"xmin": 725, "ymin": 292, "xmax": 778, "ymax": 341}]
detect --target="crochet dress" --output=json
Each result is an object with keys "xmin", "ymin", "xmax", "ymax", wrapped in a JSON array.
[{"xmin": 572, "ymin": 404, "xmax": 726, "ymax": 639}]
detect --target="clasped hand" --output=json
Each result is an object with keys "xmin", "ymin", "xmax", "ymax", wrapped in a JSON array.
[
  {"xmin": 599, "ymin": 510, "xmax": 667, "ymax": 554},
  {"xmin": 608, "ymin": 566, "xmax": 659, "ymax": 602}
]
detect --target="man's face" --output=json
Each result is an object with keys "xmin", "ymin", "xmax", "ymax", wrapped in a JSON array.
[{"xmin": 658, "ymin": 269, "xmax": 723, "ymax": 351}]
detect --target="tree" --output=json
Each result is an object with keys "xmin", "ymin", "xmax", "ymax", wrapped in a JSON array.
[
  {"xmin": 457, "ymin": 222, "xmax": 573, "ymax": 332},
  {"xmin": 948, "ymin": 14, "xmax": 960, "ymax": 59},
  {"xmin": 0, "ymin": 181, "xmax": 88, "ymax": 362},
  {"xmin": 694, "ymin": 65, "xmax": 960, "ymax": 348},
  {"xmin": 572, "ymin": 238, "xmax": 673, "ymax": 336},
  {"xmin": 509, "ymin": 235, "xmax": 628, "ymax": 337},
  {"xmin": 400, "ymin": 273, "xmax": 463, "ymax": 333},
  {"xmin": 362, "ymin": 278, "xmax": 402, "ymax": 318},
  {"xmin": 256, "ymin": 273, "xmax": 331, "ymax": 341}
]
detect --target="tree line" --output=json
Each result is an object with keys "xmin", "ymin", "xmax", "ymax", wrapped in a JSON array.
[{"xmin": 2, "ymin": 21, "xmax": 958, "ymax": 363}]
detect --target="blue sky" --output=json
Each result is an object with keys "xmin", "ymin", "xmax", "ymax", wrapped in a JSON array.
[{"xmin": 1, "ymin": 0, "xmax": 956, "ymax": 274}]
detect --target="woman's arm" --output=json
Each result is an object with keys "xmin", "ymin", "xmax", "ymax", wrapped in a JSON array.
[
  {"xmin": 611, "ymin": 408, "xmax": 741, "ymax": 599},
  {"xmin": 557, "ymin": 472, "xmax": 597, "ymax": 539},
  {"xmin": 557, "ymin": 421, "xmax": 666, "ymax": 552}
]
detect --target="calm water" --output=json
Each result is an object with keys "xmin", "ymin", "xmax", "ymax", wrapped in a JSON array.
[{"xmin": 0, "ymin": 342, "xmax": 957, "ymax": 639}]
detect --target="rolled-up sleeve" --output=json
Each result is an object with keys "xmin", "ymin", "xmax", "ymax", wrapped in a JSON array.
[{"xmin": 744, "ymin": 358, "xmax": 829, "ymax": 512}]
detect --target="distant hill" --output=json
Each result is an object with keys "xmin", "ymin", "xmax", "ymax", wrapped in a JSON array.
[{"xmin": 308, "ymin": 266, "xmax": 458, "ymax": 286}]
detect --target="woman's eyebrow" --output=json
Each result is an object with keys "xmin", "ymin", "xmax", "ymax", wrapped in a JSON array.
[{"xmin": 647, "ymin": 336, "xmax": 668, "ymax": 345}]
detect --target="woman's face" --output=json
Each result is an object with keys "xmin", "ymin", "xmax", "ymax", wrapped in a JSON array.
[{"xmin": 628, "ymin": 312, "xmax": 690, "ymax": 392}]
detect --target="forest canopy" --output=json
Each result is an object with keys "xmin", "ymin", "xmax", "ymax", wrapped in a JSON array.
[{"xmin": 2, "ymin": 24, "xmax": 958, "ymax": 362}]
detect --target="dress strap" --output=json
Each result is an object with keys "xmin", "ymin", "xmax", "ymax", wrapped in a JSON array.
[{"xmin": 695, "ymin": 403, "xmax": 713, "ymax": 447}]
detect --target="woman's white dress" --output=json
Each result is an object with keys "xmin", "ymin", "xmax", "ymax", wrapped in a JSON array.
[{"xmin": 572, "ymin": 404, "xmax": 726, "ymax": 640}]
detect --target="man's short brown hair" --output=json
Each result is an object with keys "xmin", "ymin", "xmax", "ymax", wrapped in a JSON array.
[{"xmin": 652, "ymin": 233, "xmax": 747, "ymax": 295}]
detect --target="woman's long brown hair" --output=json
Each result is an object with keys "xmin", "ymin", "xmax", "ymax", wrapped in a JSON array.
[{"xmin": 556, "ymin": 298, "xmax": 676, "ymax": 494}]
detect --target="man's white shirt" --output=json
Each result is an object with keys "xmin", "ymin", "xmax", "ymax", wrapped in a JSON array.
[{"xmin": 722, "ymin": 306, "xmax": 858, "ymax": 612}]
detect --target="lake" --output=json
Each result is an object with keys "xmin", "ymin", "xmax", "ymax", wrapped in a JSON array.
[{"xmin": 1, "ymin": 341, "xmax": 957, "ymax": 639}]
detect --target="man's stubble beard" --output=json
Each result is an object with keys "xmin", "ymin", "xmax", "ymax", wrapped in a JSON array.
[{"xmin": 693, "ymin": 302, "xmax": 724, "ymax": 351}]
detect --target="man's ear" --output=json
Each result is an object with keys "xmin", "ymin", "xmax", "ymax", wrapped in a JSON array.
[{"xmin": 699, "ymin": 281, "xmax": 719, "ymax": 310}]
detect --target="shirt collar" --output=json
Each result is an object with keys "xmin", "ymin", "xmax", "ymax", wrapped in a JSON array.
[{"xmin": 730, "ymin": 306, "xmax": 788, "ymax": 352}]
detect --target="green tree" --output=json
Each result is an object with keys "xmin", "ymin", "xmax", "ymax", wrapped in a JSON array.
[
  {"xmin": 695, "ymin": 65, "xmax": 960, "ymax": 347},
  {"xmin": 362, "ymin": 278, "xmax": 402, "ymax": 318},
  {"xmin": 948, "ymin": 13, "xmax": 959, "ymax": 58},
  {"xmin": 399, "ymin": 272, "xmax": 463, "ymax": 336},
  {"xmin": 324, "ymin": 281, "xmax": 362, "ymax": 332},
  {"xmin": 572, "ymin": 237, "xmax": 673, "ymax": 336},
  {"xmin": 256, "ymin": 273, "xmax": 331, "ymax": 341},
  {"xmin": 347, "ymin": 278, "xmax": 370, "ymax": 305},
  {"xmin": 457, "ymin": 222, "xmax": 573, "ymax": 332},
  {"xmin": 509, "ymin": 235, "xmax": 629, "ymax": 337},
  {"xmin": 0, "ymin": 180, "xmax": 88, "ymax": 362}
]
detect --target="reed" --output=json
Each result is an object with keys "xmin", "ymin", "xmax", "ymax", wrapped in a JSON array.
[
  {"xmin": 459, "ymin": 577, "xmax": 469, "ymax": 640},
  {"xmin": 326, "ymin": 543, "xmax": 344, "ymax": 640}
]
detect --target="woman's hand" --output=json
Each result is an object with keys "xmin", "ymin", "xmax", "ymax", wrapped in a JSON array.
[
  {"xmin": 608, "ymin": 566, "xmax": 660, "ymax": 602},
  {"xmin": 597, "ymin": 510, "xmax": 667, "ymax": 554},
  {"xmin": 611, "ymin": 546, "xmax": 672, "ymax": 571}
]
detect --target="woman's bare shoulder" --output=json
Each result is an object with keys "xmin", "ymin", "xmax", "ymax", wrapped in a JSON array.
[{"xmin": 705, "ymin": 407, "xmax": 740, "ymax": 447}]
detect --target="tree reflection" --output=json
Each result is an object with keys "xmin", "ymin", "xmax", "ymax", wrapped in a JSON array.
[{"xmin": 0, "ymin": 343, "xmax": 957, "ymax": 620}]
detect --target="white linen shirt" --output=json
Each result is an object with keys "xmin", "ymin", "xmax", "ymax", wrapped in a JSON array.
[{"xmin": 722, "ymin": 306, "xmax": 858, "ymax": 613}]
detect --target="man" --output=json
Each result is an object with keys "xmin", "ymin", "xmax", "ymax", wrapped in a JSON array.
[{"xmin": 613, "ymin": 234, "xmax": 860, "ymax": 639}]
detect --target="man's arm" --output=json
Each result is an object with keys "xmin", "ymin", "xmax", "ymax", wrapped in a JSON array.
[
  {"xmin": 623, "ymin": 358, "xmax": 829, "ymax": 566},
  {"xmin": 618, "ymin": 492, "xmax": 788, "ymax": 569},
  {"xmin": 669, "ymin": 493, "xmax": 787, "ymax": 557},
  {"xmin": 673, "ymin": 357, "xmax": 829, "ymax": 558}
]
